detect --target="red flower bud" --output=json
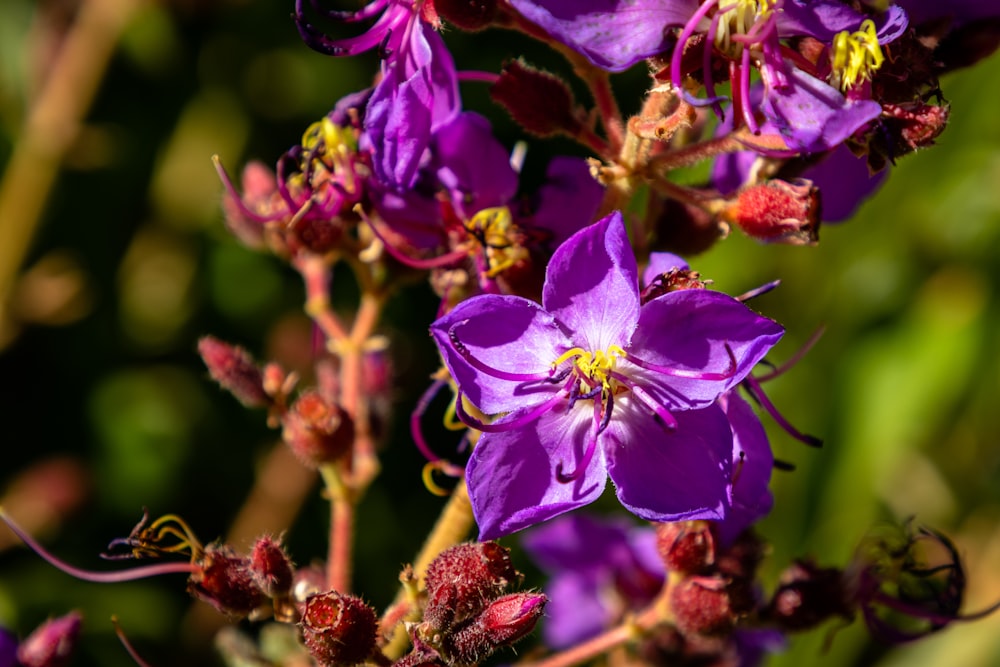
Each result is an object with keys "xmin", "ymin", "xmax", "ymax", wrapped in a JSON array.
[
  {"xmin": 17, "ymin": 612, "xmax": 82, "ymax": 667},
  {"xmin": 188, "ymin": 545, "xmax": 265, "ymax": 618},
  {"xmin": 656, "ymin": 521, "xmax": 715, "ymax": 575},
  {"xmin": 491, "ymin": 60, "xmax": 584, "ymax": 138},
  {"xmin": 441, "ymin": 593, "xmax": 547, "ymax": 664},
  {"xmin": 301, "ymin": 592, "xmax": 379, "ymax": 667},
  {"xmin": 199, "ymin": 336, "xmax": 270, "ymax": 408},
  {"xmin": 669, "ymin": 575, "xmax": 733, "ymax": 637},
  {"xmin": 282, "ymin": 391, "xmax": 355, "ymax": 467},
  {"xmin": 423, "ymin": 542, "xmax": 519, "ymax": 632},
  {"xmin": 723, "ymin": 178, "xmax": 820, "ymax": 245},
  {"xmin": 249, "ymin": 535, "xmax": 295, "ymax": 598}
]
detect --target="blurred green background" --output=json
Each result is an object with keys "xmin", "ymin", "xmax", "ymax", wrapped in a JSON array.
[{"xmin": 1, "ymin": 1, "xmax": 999, "ymax": 665}]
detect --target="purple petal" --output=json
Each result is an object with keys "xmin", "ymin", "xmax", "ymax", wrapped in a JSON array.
[
  {"xmin": 604, "ymin": 401, "xmax": 733, "ymax": 522},
  {"xmin": 468, "ymin": 407, "xmax": 607, "ymax": 540},
  {"xmin": 431, "ymin": 295, "xmax": 572, "ymax": 415},
  {"xmin": 0, "ymin": 628, "xmax": 17, "ymax": 667},
  {"xmin": 761, "ymin": 66, "xmax": 882, "ymax": 154},
  {"xmin": 432, "ymin": 113, "xmax": 518, "ymax": 219},
  {"xmin": 715, "ymin": 392, "xmax": 773, "ymax": 545},
  {"xmin": 897, "ymin": 0, "xmax": 1000, "ymax": 26},
  {"xmin": 543, "ymin": 212, "xmax": 639, "ymax": 351},
  {"xmin": 526, "ymin": 156, "xmax": 605, "ymax": 249},
  {"xmin": 508, "ymin": 0, "xmax": 699, "ymax": 72},
  {"xmin": 628, "ymin": 290, "xmax": 783, "ymax": 410}
]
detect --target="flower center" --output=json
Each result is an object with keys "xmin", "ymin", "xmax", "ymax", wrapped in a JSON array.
[
  {"xmin": 464, "ymin": 206, "xmax": 528, "ymax": 277},
  {"xmin": 714, "ymin": 0, "xmax": 777, "ymax": 57},
  {"xmin": 553, "ymin": 345, "xmax": 627, "ymax": 397},
  {"xmin": 830, "ymin": 19, "xmax": 884, "ymax": 91},
  {"xmin": 290, "ymin": 117, "xmax": 360, "ymax": 195}
]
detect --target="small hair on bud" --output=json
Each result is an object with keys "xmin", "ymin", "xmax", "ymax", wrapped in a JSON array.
[
  {"xmin": 17, "ymin": 611, "xmax": 82, "ymax": 667},
  {"xmin": 249, "ymin": 535, "xmax": 295, "ymax": 599},
  {"xmin": 281, "ymin": 391, "xmax": 355, "ymax": 467},
  {"xmin": 188, "ymin": 545, "xmax": 265, "ymax": 618},
  {"xmin": 300, "ymin": 592, "xmax": 379, "ymax": 667},
  {"xmin": 423, "ymin": 542, "xmax": 519, "ymax": 632},
  {"xmin": 491, "ymin": 60, "xmax": 583, "ymax": 138},
  {"xmin": 722, "ymin": 179, "xmax": 820, "ymax": 246},
  {"xmin": 198, "ymin": 336, "xmax": 270, "ymax": 408}
]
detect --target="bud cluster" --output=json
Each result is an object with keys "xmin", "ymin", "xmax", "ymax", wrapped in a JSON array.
[{"xmin": 398, "ymin": 542, "xmax": 546, "ymax": 666}]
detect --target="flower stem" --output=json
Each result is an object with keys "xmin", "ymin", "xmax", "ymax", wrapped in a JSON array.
[
  {"xmin": 320, "ymin": 463, "xmax": 354, "ymax": 593},
  {"xmin": 518, "ymin": 604, "xmax": 662, "ymax": 667}
]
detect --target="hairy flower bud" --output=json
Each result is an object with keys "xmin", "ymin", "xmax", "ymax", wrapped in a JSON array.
[
  {"xmin": 282, "ymin": 391, "xmax": 355, "ymax": 467},
  {"xmin": 669, "ymin": 576, "xmax": 733, "ymax": 637},
  {"xmin": 441, "ymin": 593, "xmax": 546, "ymax": 664},
  {"xmin": 491, "ymin": 60, "xmax": 583, "ymax": 138},
  {"xmin": 189, "ymin": 545, "xmax": 265, "ymax": 618},
  {"xmin": 16, "ymin": 612, "xmax": 82, "ymax": 667},
  {"xmin": 301, "ymin": 592, "xmax": 378, "ymax": 667},
  {"xmin": 198, "ymin": 336, "xmax": 270, "ymax": 408},
  {"xmin": 722, "ymin": 179, "xmax": 819, "ymax": 245},
  {"xmin": 423, "ymin": 542, "xmax": 519, "ymax": 632},
  {"xmin": 249, "ymin": 535, "xmax": 294, "ymax": 599},
  {"xmin": 656, "ymin": 521, "xmax": 715, "ymax": 575}
]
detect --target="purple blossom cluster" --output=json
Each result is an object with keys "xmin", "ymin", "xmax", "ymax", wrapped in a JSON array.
[{"xmin": 6, "ymin": 0, "xmax": 1000, "ymax": 665}]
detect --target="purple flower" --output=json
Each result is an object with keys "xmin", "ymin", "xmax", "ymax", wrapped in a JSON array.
[
  {"xmin": 521, "ymin": 514, "xmax": 664, "ymax": 648},
  {"xmin": 716, "ymin": 391, "xmax": 773, "ymax": 544},
  {"xmin": 430, "ymin": 212, "xmax": 783, "ymax": 538}
]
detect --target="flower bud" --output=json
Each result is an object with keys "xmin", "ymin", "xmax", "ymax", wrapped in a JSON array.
[
  {"xmin": 423, "ymin": 542, "xmax": 519, "ymax": 632},
  {"xmin": 656, "ymin": 521, "xmax": 715, "ymax": 575},
  {"xmin": 393, "ymin": 638, "xmax": 447, "ymax": 667},
  {"xmin": 765, "ymin": 560, "xmax": 852, "ymax": 632},
  {"xmin": 198, "ymin": 336, "xmax": 270, "ymax": 408},
  {"xmin": 301, "ymin": 592, "xmax": 379, "ymax": 667},
  {"xmin": 722, "ymin": 179, "xmax": 819, "ymax": 245},
  {"xmin": 249, "ymin": 535, "xmax": 295, "ymax": 598},
  {"xmin": 188, "ymin": 545, "xmax": 265, "ymax": 618},
  {"xmin": 669, "ymin": 575, "xmax": 733, "ymax": 637},
  {"xmin": 441, "ymin": 593, "xmax": 547, "ymax": 664},
  {"xmin": 491, "ymin": 60, "xmax": 584, "ymax": 138},
  {"xmin": 16, "ymin": 612, "xmax": 82, "ymax": 667},
  {"xmin": 435, "ymin": 0, "xmax": 498, "ymax": 31},
  {"xmin": 220, "ymin": 160, "xmax": 274, "ymax": 249},
  {"xmin": 282, "ymin": 391, "xmax": 355, "ymax": 467}
]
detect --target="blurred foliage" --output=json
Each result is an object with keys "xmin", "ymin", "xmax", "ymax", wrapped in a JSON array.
[{"xmin": 1, "ymin": 0, "xmax": 999, "ymax": 666}]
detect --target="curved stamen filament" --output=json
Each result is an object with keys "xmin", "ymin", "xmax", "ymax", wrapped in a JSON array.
[
  {"xmin": 611, "ymin": 375, "xmax": 677, "ymax": 430},
  {"xmin": 624, "ymin": 343, "xmax": 737, "ymax": 381},
  {"xmin": 1, "ymin": 509, "xmax": 200, "ymax": 583},
  {"xmin": 742, "ymin": 376, "xmax": 822, "ymax": 447},
  {"xmin": 454, "ymin": 388, "xmax": 570, "ymax": 433},
  {"xmin": 448, "ymin": 322, "xmax": 552, "ymax": 383},
  {"xmin": 555, "ymin": 401, "xmax": 603, "ymax": 483}
]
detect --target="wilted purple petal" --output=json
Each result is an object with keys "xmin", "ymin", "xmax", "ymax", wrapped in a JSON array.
[
  {"xmin": 605, "ymin": 401, "xmax": 733, "ymax": 522},
  {"xmin": 543, "ymin": 211, "xmax": 639, "ymax": 351},
  {"xmin": 468, "ymin": 408, "xmax": 607, "ymax": 540}
]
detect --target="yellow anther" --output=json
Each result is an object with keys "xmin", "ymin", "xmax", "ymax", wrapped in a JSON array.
[
  {"xmin": 552, "ymin": 345, "xmax": 627, "ymax": 394},
  {"xmin": 831, "ymin": 19, "xmax": 884, "ymax": 90}
]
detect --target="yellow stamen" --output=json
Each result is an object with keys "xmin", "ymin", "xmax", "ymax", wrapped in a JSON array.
[
  {"xmin": 831, "ymin": 19, "xmax": 884, "ymax": 91},
  {"xmin": 553, "ymin": 344, "xmax": 627, "ymax": 395}
]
